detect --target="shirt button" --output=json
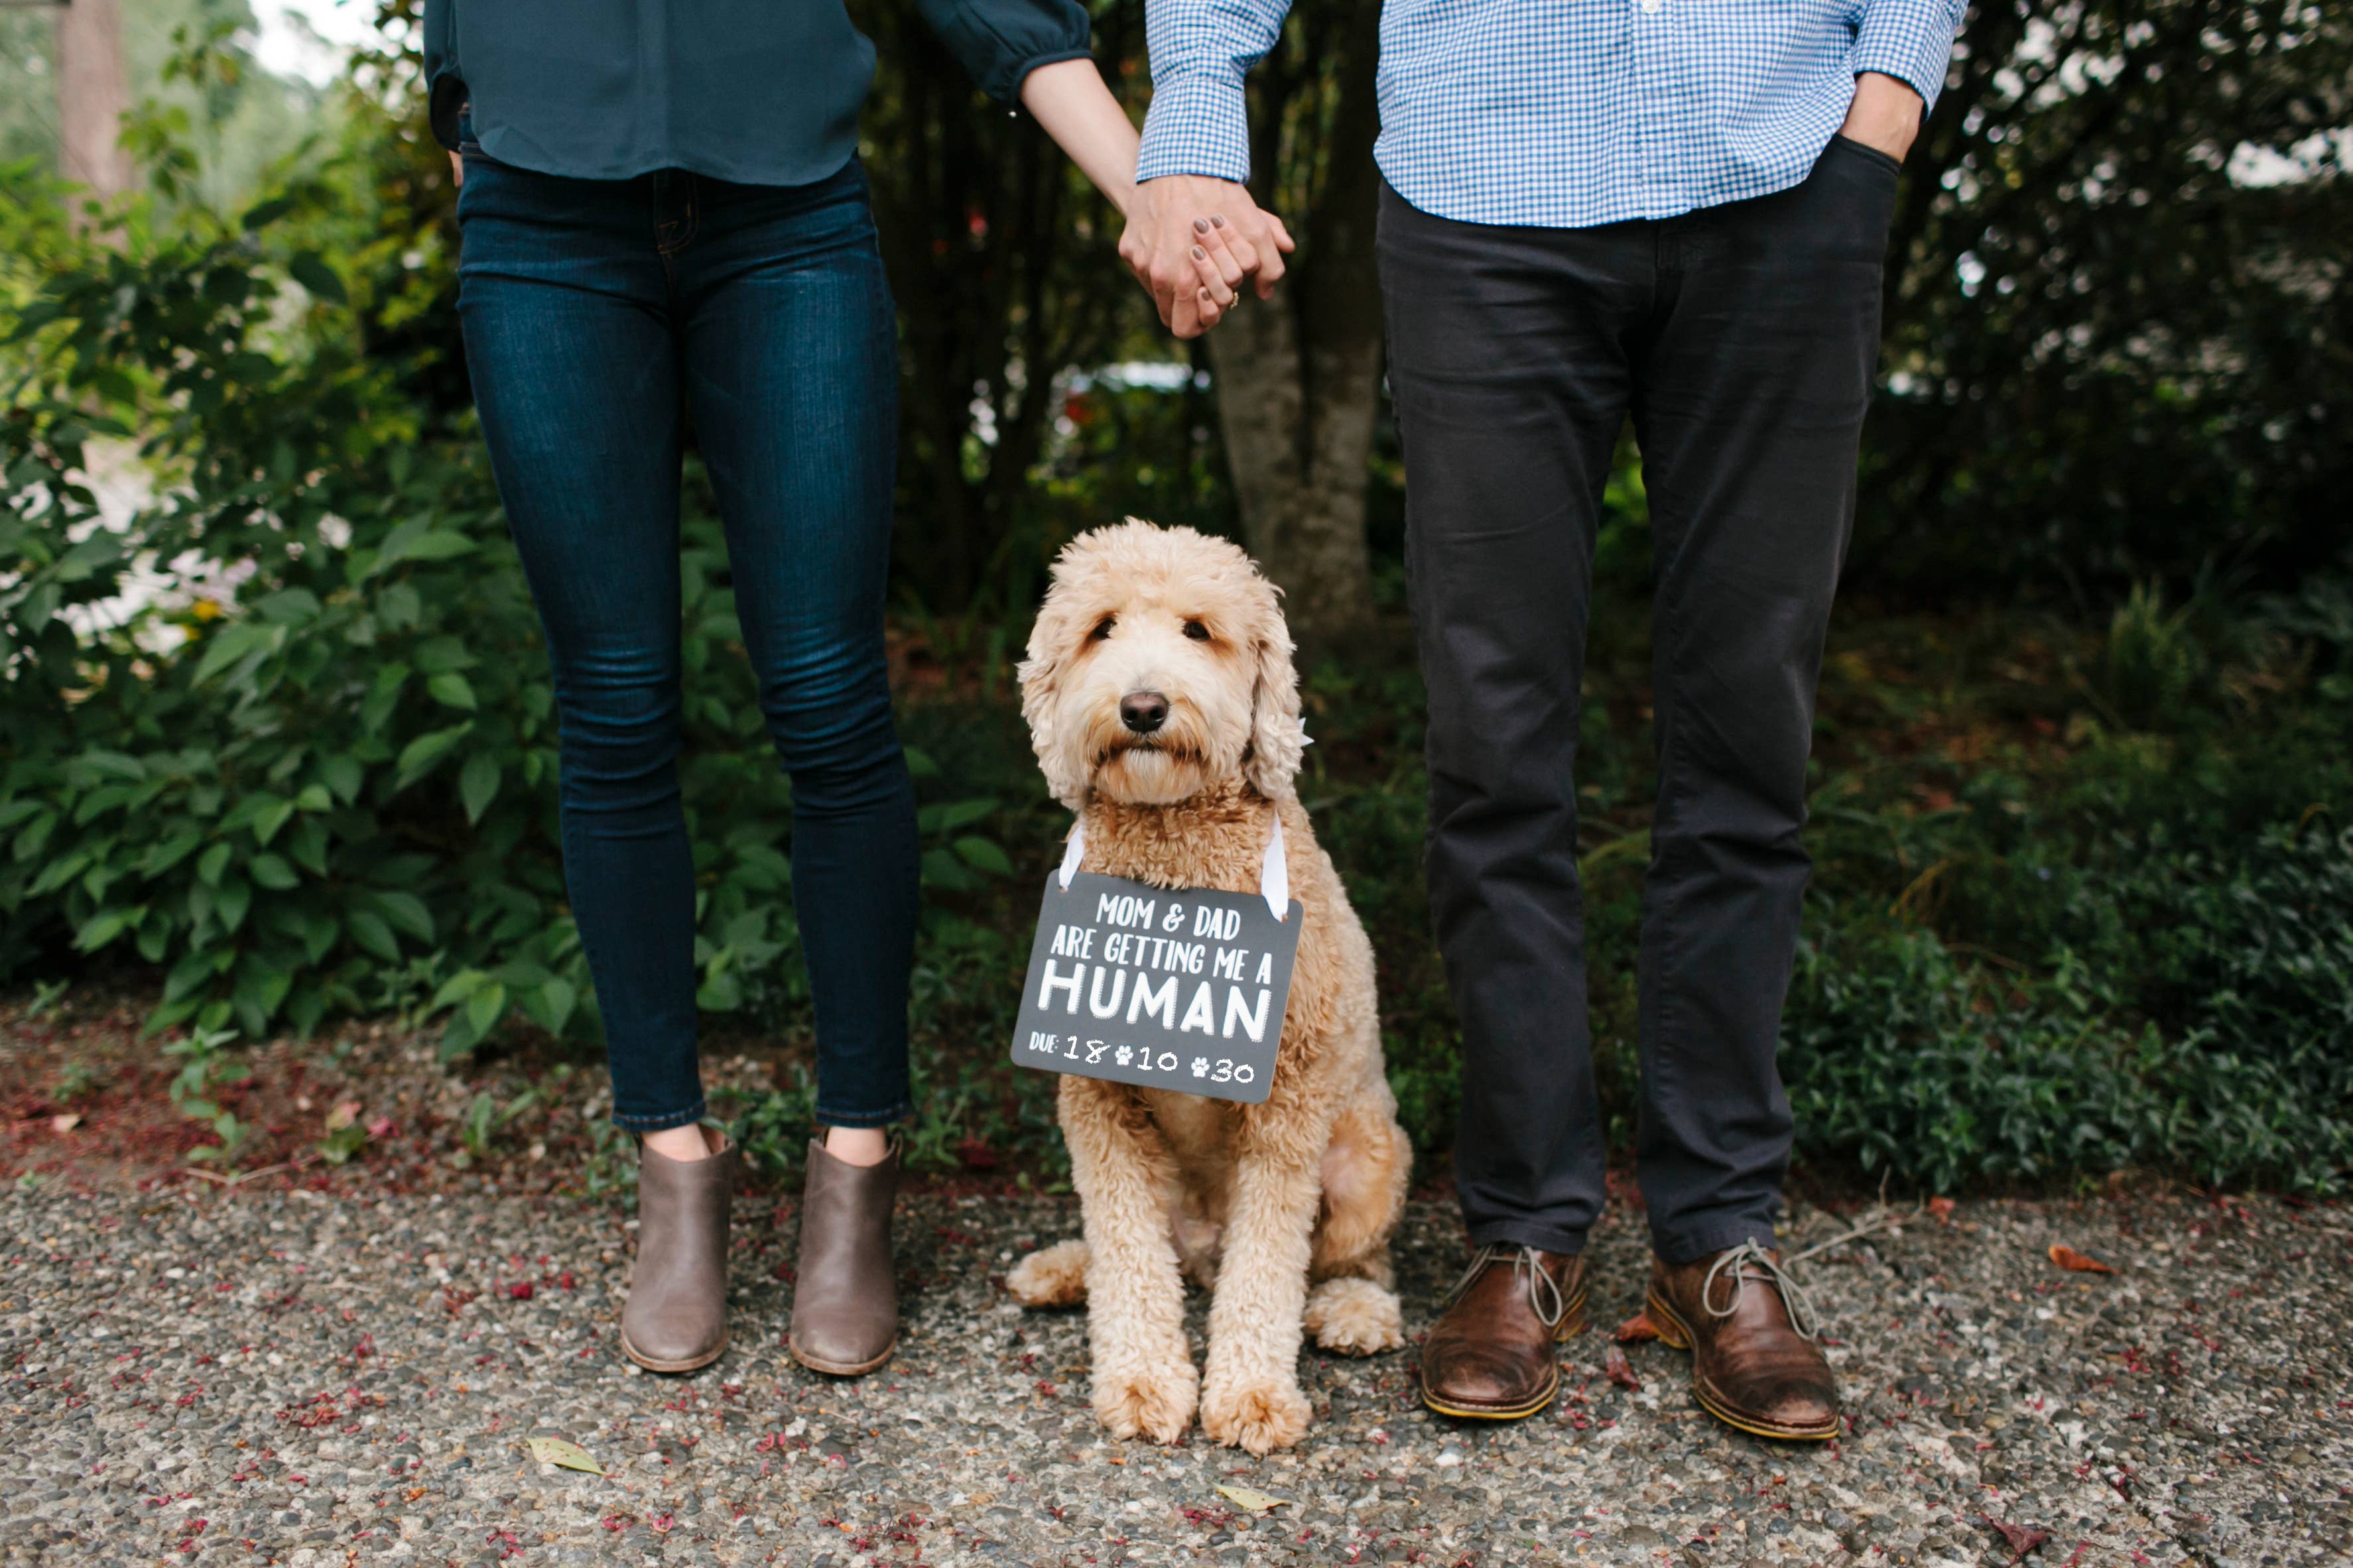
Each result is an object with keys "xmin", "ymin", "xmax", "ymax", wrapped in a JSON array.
[{"xmin": 1640, "ymin": 0, "xmax": 1660, "ymax": 9}]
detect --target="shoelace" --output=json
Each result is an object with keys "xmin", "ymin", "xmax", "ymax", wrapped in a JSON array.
[
  {"xmin": 1440, "ymin": 1243, "xmax": 1567, "ymax": 1329},
  {"xmin": 1700, "ymin": 1240, "xmax": 1821, "ymax": 1341}
]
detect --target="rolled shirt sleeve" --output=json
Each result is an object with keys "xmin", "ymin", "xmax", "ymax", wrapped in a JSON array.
[
  {"xmin": 917, "ymin": 0, "xmax": 1096, "ymax": 104},
  {"xmin": 1850, "ymin": 0, "xmax": 1967, "ymax": 110},
  {"xmin": 420, "ymin": 0, "xmax": 462, "ymax": 151},
  {"xmin": 1135, "ymin": 0, "xmax": 1294, "ymax": 183}
]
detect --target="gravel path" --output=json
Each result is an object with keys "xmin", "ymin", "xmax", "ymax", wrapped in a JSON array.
[{"xmin": 4, "ymin": 1181, "xmax": 2347, "ymax": 1567}]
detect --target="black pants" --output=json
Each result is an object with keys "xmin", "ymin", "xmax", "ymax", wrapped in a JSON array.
[{"xmin": 1377, "ymin": 135, "xmax": 1901, "ymax": 1264}]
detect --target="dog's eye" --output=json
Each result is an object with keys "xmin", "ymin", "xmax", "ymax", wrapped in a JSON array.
[
  {"xmin": 1089, "ymin": 616, "xmax": 1116, "ymax": 642},
  {"xmin": 1182, "ymin": 619, "xmax": 1211, "ymax": 642}
]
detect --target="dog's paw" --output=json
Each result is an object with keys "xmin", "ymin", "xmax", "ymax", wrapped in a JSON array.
[
  {"xmin": 1304, "ymin": 1276, "xmax": 1404, "ymax": 1356},
  {"xmin": 1004, "ymin": 1240, "xmax": 1090, "ymax": 1308},
  {"xmin": 1200, "ymin": 1373, "xmax": 1312, "ymax": 1455},
  {"xmin": 1092, "ymin": 1357, "xmax": 1198, "ymax": 1445}
]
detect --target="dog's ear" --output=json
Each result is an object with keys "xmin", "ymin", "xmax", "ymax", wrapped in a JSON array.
[
  {"xmin": 1243, "ymin": 603, "xmax": 1304, "ymax": 802},
  {"xmin": 1019, "ymin": 582, "xmax": 1090, "ymax": 812}
]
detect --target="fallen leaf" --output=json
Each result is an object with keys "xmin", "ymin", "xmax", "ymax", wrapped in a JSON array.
[
  {"xmin": 1612, "ymin": 1311, "xmax": 1660, "ymax": 1344},
  {"xmin": 1981, "ymin": 1512, "xmax": 2052, "ymax": 1563},
  {"xmin": 324, "ymin": 1101, "xmax": 361, "ymax": 1132},
  {"xmin": 2047, "ymin": 1244, "xmax": 2116, "ymax": 1275},
  {"xmin": 365, "ymin": 1116, "xmax": 397, "ymax": 1138},
  {"xmin": 1928, "ymin": 1195, "xmax": 1956, "ymax": 1223},
  {"xmin": 1214, "ymin": 1485, "xmax": 1291, "ymax": 1513},
  {"xmin": 50, "ymin": 1113, "xmax": 81, "ymax": 1134},
  {"xmin": 525, "ymin": 1437, "xmax": 605, "ymax": 1475},
  {"xmin": 1602, "ymin": 1345, "xmax": 1643, "ymax": 1392}
]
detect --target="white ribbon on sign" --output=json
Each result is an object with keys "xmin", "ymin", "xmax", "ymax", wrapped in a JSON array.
[
  {"xmin": 1260, "ymin": 812, "xmax": 1289, "ymax": 920},
  {"xmin": 1057, "ymin": 812, "xmax": 1292, "ymax": 922}
]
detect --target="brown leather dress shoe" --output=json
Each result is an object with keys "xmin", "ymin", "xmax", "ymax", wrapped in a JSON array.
[
  {"xmin": 619, "ymin": 1129, "xmax": 737, "ymax": 1373},
  {"xmin": 787, "ymin": 1136, "xmax": 900, "ymax": 1376},
  {"xmin": 1419, "ymin": 1244, "xmax": 1588, "ymax": 1420},
  {"xmin": 1647, "ymin": 1241, "xmax": 1840, "ymax": 1441}
]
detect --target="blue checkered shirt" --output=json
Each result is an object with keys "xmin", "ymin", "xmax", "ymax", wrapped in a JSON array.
[{"xmin": 1137, "ymin": 0, "xmax": 1966, "ymax": 228}]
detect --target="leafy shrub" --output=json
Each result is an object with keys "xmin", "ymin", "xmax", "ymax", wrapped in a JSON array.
[
  {"xmin": 0, "ymin": 162, "xmax": 1009, "ymax": 1061},
  {"xmin": 2261, "ymin": 566, "xmax": 2353, "ymax": 709},
  {"xmin": 2137, "ymin": 826, "xmax": 2353, "ymax": 1107},
  {"xmin": 1227, "ymin": 637, "xmax": 2353, "ymax": 1193},
  {"xmin": 1785, "ymin": 822, "xmax": 2353, "ymax": 1193},
  {"xmin": 2102, "ymin": 581, "xmax": 2203, "ymax": 730},
  {"xmin": 1863, "ymin": 3, "xmax": 2353, "ymax": 602}
]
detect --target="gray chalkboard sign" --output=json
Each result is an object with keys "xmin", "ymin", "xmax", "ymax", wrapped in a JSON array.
[{"xmin": 1009, "ymin": 871, "xmax": 1303, "ymax": 1105}]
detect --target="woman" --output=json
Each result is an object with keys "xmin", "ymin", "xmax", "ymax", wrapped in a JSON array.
[{"xmin": 421, "ymin": 0, "xmax": 1204, "ymax": 1380}]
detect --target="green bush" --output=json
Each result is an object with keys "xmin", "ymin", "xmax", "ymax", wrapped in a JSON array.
[
  {"xmin": 1783, "ymin": 828, "xmax": 2353, "ymax": 1195},
  {"xmin": 2102, "ymin": 581, "xmax": 2204, "ymax": 731},
  {"xmin": 1784, "ymin": 715, "xmax": 2353, "ymax": 1193},
  {"xmin": 1293, "ymin": 645, "xmax": 2353, "ymax": 1194},
  {"xmin": 0, "ymin": 159, "xmax": 1009, "ymax": 1063}
]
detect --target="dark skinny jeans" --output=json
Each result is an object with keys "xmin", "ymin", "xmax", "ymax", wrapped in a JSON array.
[{"xmin": 456, "ymin": 144, "xmax": 916, "ymax": 1133}]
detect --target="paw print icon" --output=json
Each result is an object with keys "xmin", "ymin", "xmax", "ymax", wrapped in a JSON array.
[
  {"xmin": 1190, "ymin": 1057, "xmax": 1210, "ymax": 1077},
  {"xmin": 1113, "ymin": 1045, "xmax": 1132, "ymax": 1065}
]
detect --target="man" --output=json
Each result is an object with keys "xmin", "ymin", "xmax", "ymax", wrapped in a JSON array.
[{"xmin": 1121, "ymin": 0, "xmax": 1965, "ymax": 1436}]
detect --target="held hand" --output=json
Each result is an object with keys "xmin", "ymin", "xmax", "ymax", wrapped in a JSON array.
[
  {"xmin": 449, "ymin": 150, "xmax": 464, "ymax": 188},
  {"xmin": 1120, "ymin": 174, "xmax": 1297, "ymax": 339},
  {"xmin": 1840, "ymin": 72, "xmax": 1924, "ymax": 164}
]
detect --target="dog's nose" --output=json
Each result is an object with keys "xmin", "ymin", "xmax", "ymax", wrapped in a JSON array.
[{"xmin": 1119, "ymin": 691, "xmax": 1170, "ymax": 735}]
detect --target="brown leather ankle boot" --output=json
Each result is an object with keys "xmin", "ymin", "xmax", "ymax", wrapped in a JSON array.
[
  {"xmin": 787, "ymin": 1136, "xmax": 900, "ymax": 1376},
  {"xmin": 1647, "ymin": 1241, "xmax": 1840, "ymax": 1440},
  {"xmin": 619, "ymin": 1129, "xmax": 737, "ymax": 1373},
  {"xmin": 1418, "ymin": 1244, "xmax": 1587, "ymax": 1419}
]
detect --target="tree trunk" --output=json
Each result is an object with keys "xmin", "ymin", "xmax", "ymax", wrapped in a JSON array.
[
  {"xmin": 56, "ymin": 0, "xmax": 131, "ymax": 198},
  {"xmin": 1207, "ymin": 3, "xmax": 1384, "ymax": 654},
  {"xmin": 1204, "ymin": 303, "xmax": 1382, "ymax": 651}
]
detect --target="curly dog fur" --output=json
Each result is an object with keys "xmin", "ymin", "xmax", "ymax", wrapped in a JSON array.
[{"xmin": 1003, "ymin": 520, "xmax": 1411, "ymax": 1455}]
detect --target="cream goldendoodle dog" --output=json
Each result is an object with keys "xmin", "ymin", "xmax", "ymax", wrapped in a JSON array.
[{"xmin": 1003, "ymin": 520, "xmax": 1411, "ymax": 1456}]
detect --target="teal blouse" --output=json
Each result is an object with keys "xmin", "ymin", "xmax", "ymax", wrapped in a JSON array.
[{"xmin": 422, "ymin": 0, "xmax": 1094, "ymax": 186}]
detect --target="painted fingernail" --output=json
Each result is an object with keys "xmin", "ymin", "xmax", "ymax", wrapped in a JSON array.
[
  {"xmin": 1192, "ymin": 217, "xmax": 1210, "ymax": 234},
  {"xmin": 1210, "ymin": 214, "xmax": 1227, "ymax": 228},
  {"xmin": 1192, "ymin": 245, "xmax": 1206, "ymax": 259}
]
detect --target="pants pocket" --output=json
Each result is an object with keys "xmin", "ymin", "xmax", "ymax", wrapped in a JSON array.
[{"xmin": 1825, "ymin": 133, "xmax": 1903, "ymax": 177}]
